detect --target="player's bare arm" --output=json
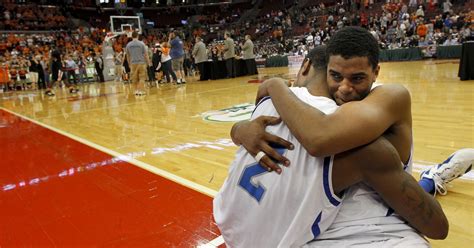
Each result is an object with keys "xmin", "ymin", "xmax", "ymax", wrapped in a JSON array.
[
  {"xmin": 259, "ymin": 78, "xmax": 410, "ymax": 157},
  {"xmin": 333, "ymin": 137, "xmax": 449, "ymax": 239},
  {"xmin": 231, "ymin": 78, "xmax": 412, "ymax": 169}
]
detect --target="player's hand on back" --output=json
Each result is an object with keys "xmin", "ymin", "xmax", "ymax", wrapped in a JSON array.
[{"xmin": 231, "ymin": 116, "xmax": 294, "ymax": 174}]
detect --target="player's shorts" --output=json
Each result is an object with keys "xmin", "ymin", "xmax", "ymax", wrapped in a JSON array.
[
  {"xmin": 130, "ymin": 63, "xmax": 147, "ymax": 83},
  {"xmin": 171, "ymin": 57, "xmax": 184, "ymax": 71},
  {"xmin": 303, "ymin": 224, "xmax": 430, "ymax": 248}
]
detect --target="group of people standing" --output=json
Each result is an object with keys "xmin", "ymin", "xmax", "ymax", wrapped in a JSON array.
[
  {"xmin": 4, "ymin": 31, "xmax": 259, "ymax": 96},
  {"xmin": 1, "ymin": 49, "xmax": 101, "ymax": 96},
  {"xmin": 119, "ymin": 30, "xmax": 188, "ymax": 96},
  {"xmin": 119, "ymin": 31, "xmax": 258, "ymax": 95},
  {"xmin": 192, "ymin": 32, "xmax": 258, "ymax": 80}
]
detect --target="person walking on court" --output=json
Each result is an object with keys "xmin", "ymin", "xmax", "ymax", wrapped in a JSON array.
[
  {"xmin": 64, "ymin": 55, "xmax": 79, "ymax": 93},
  {"xmin": 192, "ymin": 37, "xmax": 207, "ymax": 81},
  {"xmin": 161, "ymin": 42, "xmax": 178, "ymax": 84},
  {"xmin": 145, "ymin": 41, "xmax": 155, "ymax": 85},
  {"xmin": 241, "ymin": 34, "xmax": 257, "ymax": 75},
  {"xmin": 223, "ymin": 32, "xmax": 236, "ymax": 78},
  {"xmin": 46, "ymin": 47, "xmax": 62, "ymax": 96},
  {"xmin": 152, "ymin": 43, "xmax": 163, "ymax": 84},
  {"xmin": 28, "ymin": 55, "xmax": 44, "ymax": 90},
  {"xmin": 94, "ymin": 52, "xmax": 105, "ymax": 83},
  {"xmin": 169, "ymin": 31, "xmax": 186, "ymax": 84},
  {"xmin": 125, "ymin": 31, "xmax": 150, "ymax": 95},
  {"xmin": 114, "ymin": 50, "xmax": 123, "ymax": 82}
]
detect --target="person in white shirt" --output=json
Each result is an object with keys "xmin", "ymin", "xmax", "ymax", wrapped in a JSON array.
[
  {"xmin": 64, "ymin": 55, "xmax": 79, "ymax": 93},
  {"xmin": 443, "ymin": 0, "xmax": 452, "ymax": 14}
]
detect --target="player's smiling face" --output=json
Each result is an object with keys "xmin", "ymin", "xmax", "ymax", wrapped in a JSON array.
[{"xmin": 327, "ymin": 55, "xmax": 379, "ymax": 105}]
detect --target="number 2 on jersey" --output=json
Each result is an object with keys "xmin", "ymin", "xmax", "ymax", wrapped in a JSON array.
[{"xmin": 238, "ymin": 146, "xmax": 286, "ymax": 203}]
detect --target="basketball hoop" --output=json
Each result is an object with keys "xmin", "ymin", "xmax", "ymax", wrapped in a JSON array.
[{"xmin": 110, "ymin": 16, "xmax": 142, "ymax": 37}]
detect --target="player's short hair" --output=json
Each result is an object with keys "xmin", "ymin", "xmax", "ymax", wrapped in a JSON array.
[
  {"xmin": 306, "ymin": 45, "xmax": 327, "ymax": 72},
  {"xmin": 327, "ymin": 26, "xmax": 379, "ymax": 70},
  {"xmin": 131, "ymin": 31, "xmax": 139, "ymax": 38}
]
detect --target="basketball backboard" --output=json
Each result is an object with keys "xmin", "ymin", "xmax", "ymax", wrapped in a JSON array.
[{"xmin": 110, "ymin": 16, "xmax": 142, "ymax": 35}]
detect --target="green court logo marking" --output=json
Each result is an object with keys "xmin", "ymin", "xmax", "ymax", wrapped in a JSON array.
[{"xmin": 201, "ymin": 103, "xmax": 255, "ymax": 122}]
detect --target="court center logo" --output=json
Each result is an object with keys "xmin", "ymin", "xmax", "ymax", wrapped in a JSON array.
[{"xmin": 201, "ymin": 103, "xmax": 255, "ymax": 122}]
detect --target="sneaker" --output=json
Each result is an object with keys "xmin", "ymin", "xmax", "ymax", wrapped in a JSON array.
[
  {"xmin": 420, "ymin": 148, "xmax": 474, "ymax": 195},
  {"xmin": 45, "ymin": 90, "xmax": 55, "ymax": 97}
]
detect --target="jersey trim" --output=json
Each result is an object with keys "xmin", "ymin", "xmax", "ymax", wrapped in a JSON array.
[
  {"xmin": 323, "ymin": 156, "xmax": 342, "ymax": 207},
  {"xmin": 311, "ymin": 212, "xmax": 323, "ymax": 238},
  {"xmin": 403, "ymin": 152, "xmax": 411, "ymax": 171},
  {"xmin": 252, "ymin": 96, "xmax": 271, "ymax": 117},
  {"xmin": 386, "ymin": 207, "xmax": 395, "ymax": 216}
]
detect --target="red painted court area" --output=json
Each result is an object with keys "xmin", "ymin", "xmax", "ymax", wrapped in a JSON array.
[{"xmin": 0, "ymin": 110, "xmax": 221, "ymax": 247}]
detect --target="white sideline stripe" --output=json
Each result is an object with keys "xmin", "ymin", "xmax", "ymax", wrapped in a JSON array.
[
  {"xmin": 0, "ymin": 107, "xmax": 218, "ymax": 197},
  {"xmin": 199, "ymin": 235, "xmax": 225, "ymax": 248}
]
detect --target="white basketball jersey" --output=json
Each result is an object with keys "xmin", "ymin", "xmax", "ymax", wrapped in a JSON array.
[
  {"xmin": 314, "ymin": 84, "xmax": 417, "ymax": 242},
  {"xmin": 321, "ymin": 153, "xmax": 412, "ymax": 224},
  {"xmin": 213, "ymin": 88, "xmax": 342, "ymax": 248}
]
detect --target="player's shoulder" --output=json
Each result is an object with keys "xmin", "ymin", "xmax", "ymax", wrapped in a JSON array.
[
  {"xmin": 364, "ymin": 83, "xmax": 412, "ymax": 115},
  {"xmin": 290, "ymin": 86, "xmax": 318, "ymax": 98},
  {"xmin": 370, "ymin": 83, "xmax": 411, "ymax": 101},
  {"xmin": 290, "ymin": 87, "xmax": 338, "ymax": 114},
  {"xmin": 371, "ymin": 83, "xmax": 409, "ymax": 93},
  {"xmin": 290, "ymin": 87, "xmax": 336, "ymax": 103}
]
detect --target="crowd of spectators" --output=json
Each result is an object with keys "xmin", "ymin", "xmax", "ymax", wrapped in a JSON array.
[
  {"xmin": 0, "ymin": 2, "xmax": 68, "ymax": 30},
  {"xmin": 0, "ymin": 0, "xmax": 472, "ymax": 91},
  {"xmin": 141, "ymin": 0, "xmax": 472, "ymax": 58},
  {"xmin": 233, "ymin": 0, "xmax": 473, "ymax": 57},
  {"xmin": 0, "ymin": 27, "xmax": 108, "ymax": 92}
]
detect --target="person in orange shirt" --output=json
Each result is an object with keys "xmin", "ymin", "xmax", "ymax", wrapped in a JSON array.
[
  {"xmin": 0, "ymin": 59, "xmax": 9, "ymax": 89},
  {"xmin": 417, "ymin": 23, "xmax": 428, "ymax": 38},
  {"xmin": 18, "ymin": 59, "xmax": 29, "ymax": 90},
  {"xmin": 0, "ymin": 42, "xmax": 7, "ymax": 54},
  {"xmin": 9, "ymin": 65, "xmax": 18, "ymax": 90},
  {"xmin": 22, "ymin": 46, "xmax": 30, "ymax": 56},
  {"xmin": 7, "ymin": 34, "xmax": 16, "ymax": 46}
]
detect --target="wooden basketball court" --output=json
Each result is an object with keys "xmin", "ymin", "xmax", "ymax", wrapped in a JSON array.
[{"xmin": 0, "ymin": 59, "xmax": 472, "ymax": 247}]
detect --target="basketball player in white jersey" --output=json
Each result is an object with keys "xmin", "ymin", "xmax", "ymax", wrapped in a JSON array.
[
  {"xmin": 230, "ymin": 27, "xmax": 473, "ymax": 246},
  {"xmin": 215, "ymin": 45, "xmax": 448, "ymax": 247}
]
